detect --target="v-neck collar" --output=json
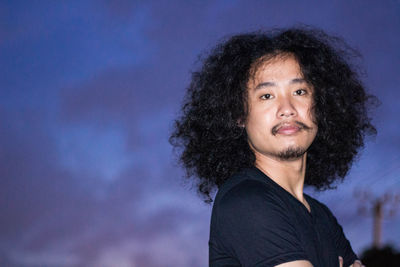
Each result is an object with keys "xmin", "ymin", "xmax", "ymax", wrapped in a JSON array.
[{"xmin": 249, "ymin": 167, "xmax": 313, "ymax": 215}]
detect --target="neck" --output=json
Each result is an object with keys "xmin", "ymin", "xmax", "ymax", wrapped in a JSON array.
[{"xmin": 254, "ymin": 151, "xmax": 307, "ymax": 202}]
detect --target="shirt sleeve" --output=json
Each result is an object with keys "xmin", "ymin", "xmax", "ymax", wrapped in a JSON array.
[
  {"xmin": 320, "ymin": 203, "xmax": 358, "ymax": 267},
  {"xmin": 212, "ymin": 180, "xmax": 309, "ymax": 267}
]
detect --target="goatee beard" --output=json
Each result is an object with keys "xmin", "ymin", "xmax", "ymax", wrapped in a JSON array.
[{"xmin": 277, "ymin": 147, "xmax": 306, "ymax": 160}]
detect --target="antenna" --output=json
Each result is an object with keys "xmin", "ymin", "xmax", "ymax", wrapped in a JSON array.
[{"xmin": 354, "ymin": 190, "xmax": 400, "ymax": 248}]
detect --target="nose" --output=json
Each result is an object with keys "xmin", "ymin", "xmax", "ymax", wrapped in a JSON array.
[{"xmin": 277, "ymin": 97, "xmax": 297, "ymax": 118}]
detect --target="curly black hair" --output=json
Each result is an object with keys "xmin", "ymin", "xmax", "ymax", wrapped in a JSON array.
[{"xmin": 170, "ymin": 27, "xmax": 377, "ymax": 202}]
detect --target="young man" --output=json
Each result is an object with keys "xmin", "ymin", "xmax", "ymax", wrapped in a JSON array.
[{"xmin": 170, "ymin": 28, "xmax": 375, "ymax": 266}]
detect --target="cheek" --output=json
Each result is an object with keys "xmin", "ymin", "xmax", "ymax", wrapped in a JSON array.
[
  {"xmin": 307, "ymin": 124, "xmax": 318, "ymax": 144},
  {"xmin": 299, "ymin": 103, "xmax": 316, "ymax": 124},
  {"xmin": 246, "ymin": 108, "xmax": 272, "ymax": 129},
  {"xmin": 311, "ymin": 127, "xmax": 318, "ymax": 139},
  {"xmin": 245, "ymin": 111, "xmax": 275, "ymax": 142},
  {"xmin": 308, "ymin": 107, "xmax": 317, "ymax": 125},
  {"xmin": 306, "ymin": 100, "xmax": 317, "ymax": 122}
]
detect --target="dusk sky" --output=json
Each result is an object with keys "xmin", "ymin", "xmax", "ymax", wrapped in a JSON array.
[{"xmin": 1, "ymin": 1, "xmax": 399, "ymax": 266}]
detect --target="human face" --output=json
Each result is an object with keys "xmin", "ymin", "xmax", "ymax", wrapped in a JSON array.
[{"xmin": 245, "ymin": 55, "xmax": 318, "ymax": 161}]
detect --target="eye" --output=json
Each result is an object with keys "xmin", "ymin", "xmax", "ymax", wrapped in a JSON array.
[
  {"xmin": 294, "ymin": 89, "xmax": 307, "ymax": 96},
  {"xmin": 260, "ymin": 94, "xmax": 273, "ymax": 100}
]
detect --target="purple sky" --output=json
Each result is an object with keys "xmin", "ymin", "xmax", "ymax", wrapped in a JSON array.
[{"xmin": 1, "ymin": 1, "xmax": 399, "ymax": 266}]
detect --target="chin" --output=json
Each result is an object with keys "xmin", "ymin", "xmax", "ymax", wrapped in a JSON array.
[{"xmin": 277, "ymin": 147, "xmax": 306, "ymax": 160}]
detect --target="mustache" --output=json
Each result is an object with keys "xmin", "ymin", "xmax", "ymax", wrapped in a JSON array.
[{"xmin": 271, "ymin": 121, "xmax": 312, "ymax": 135}]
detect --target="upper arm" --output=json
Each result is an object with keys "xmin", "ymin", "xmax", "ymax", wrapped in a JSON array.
[
  {"xmin": 275, "ymin": 260, "xmax": 314, "ymax": 267},
  {"xmin": 215, "ymin": 181, "xmax": 308, "ymax": 266}
]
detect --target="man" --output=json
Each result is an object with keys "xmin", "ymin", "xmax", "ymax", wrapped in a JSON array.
[{"xmin": 170, "ymin": 27, "xmax": 375, "ymax": 266}]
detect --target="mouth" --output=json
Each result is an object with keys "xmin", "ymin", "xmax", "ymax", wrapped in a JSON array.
[
  {"xmin": 272, "ymin": 121, "xmax": 311, "ymax": 136},
  {"xmin": 276, "ymin": 125, "xmax": 300, "ymax": 135}
]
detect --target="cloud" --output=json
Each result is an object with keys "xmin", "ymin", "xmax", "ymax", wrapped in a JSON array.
[
  {"xmin": 0, "ymin": 103, "xmax": 209, "ymax": 266},
  {"xmin": 2, "ymin": 1, "xmax": 400, "ymax": 265}
]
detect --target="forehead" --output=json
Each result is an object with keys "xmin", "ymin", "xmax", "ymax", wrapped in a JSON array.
[
  {"xmin": 247, "ymin": 53, "xmax": 304, "ymax": 90},
  {"xmin": 249, "ymin": 54, "xmax": 304, "ymax": 86}
]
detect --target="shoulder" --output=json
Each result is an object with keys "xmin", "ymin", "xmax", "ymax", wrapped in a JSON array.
[
  {"xmin": 215, "ymin": 168, "xmax": 280, "ymax": 203},
  {"xmin": 209, "ymin": 169, "xmax": 310, "ymax": 266},
  {"xmin": 212, "ymin": 173, "xmax": 293, "ymax": 231},
  {"xmin": 215, "ymin": 172, "xmax": 283, "ymax": 214}
]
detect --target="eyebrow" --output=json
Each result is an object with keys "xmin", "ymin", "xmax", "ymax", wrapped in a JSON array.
[{"xmin": 254, "ymin": 78, "xmax": 307, "ymax": 90}]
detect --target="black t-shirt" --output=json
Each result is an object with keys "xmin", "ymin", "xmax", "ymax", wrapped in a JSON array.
[{"xmin": 209, "ymin": 167, "xmax": 358, "ymax": 267}]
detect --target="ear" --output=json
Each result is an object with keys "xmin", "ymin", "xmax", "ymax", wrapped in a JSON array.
[{"xmin": 236, "ymin": 118, "xmax": 245, "ymax": 128}]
